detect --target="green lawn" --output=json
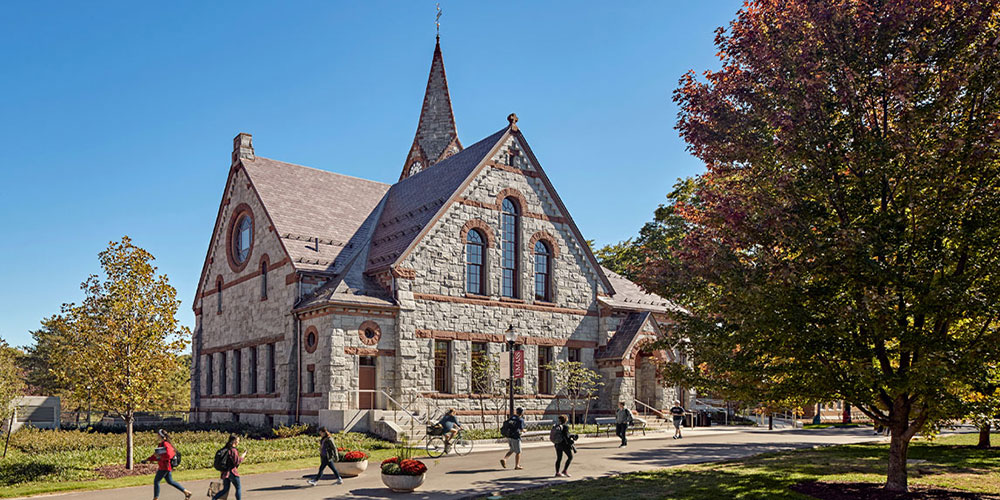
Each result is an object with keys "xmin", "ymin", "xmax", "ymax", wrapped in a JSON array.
[
  {"xmin": 0, "ymin": 427, "xmax": 400, "ymax": 498},
  {"xmin": 502, "ymin": 433, "xmax": 1000, "ymax": 500}
]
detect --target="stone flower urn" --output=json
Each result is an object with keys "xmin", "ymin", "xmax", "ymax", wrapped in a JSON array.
[
  {"xmin": 334, "ymin": 459, "xmax": 368, "ymax": 477},
  {"xmin": 380, "ymin": 472, "xmax": 426, "ymax": 492}
]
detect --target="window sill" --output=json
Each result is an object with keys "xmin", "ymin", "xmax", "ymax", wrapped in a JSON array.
[
  {"xmin": 301, "ymin": 392, "xmax": 322, "ymax": 398},
  {"xmin": 499, "ymin": 297, "xmax": 525, "ymax": 304},
  {"xmin": 533, "ymin": 300, "xmax": 557, "ymax": 307},
  {"xmin": 464, "ymin": 293, "xmax": 490, "ymax": 300}
]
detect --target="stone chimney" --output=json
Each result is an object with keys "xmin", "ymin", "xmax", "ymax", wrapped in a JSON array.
[{"xmin": 232, "ymin": 132, "xmax": 254, "ymax": 166}]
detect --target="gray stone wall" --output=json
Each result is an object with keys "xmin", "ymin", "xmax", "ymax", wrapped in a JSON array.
[{"xmin": 192, "ymin": 165, "xmax": 299, "ymax": 426}]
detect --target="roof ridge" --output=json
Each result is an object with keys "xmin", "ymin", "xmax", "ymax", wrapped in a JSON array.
[{"xmin": 249, "ymin": 156, "xmax": 392, "ymax": 187}]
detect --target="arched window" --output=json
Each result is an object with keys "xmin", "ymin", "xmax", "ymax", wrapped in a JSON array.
[
  {"xmin": 260, "ymin": 260, "xmax": 268, "ymax": 300},
  {"xmin": 233, "ymin": 215, "xmax": 252, "ymax": 263},
  {"xmin": 501, "ymin": 198, "xmax": 520, "ymax": 298},
  {"xmin": 534, "ymin": 240, "xmax": 551, "ymax": 301},
  {"xmin": 466, "ymin": 229, "xmax": 486, "ymax": 295}
]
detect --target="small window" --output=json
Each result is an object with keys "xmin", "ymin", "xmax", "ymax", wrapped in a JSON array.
[
  {"xmin": 501, "ymin": 198, "xmax": 520, "ymax": 298},
  {"xmin": 233, "ymin": 350, "xmax": 242, "ymax": 394},
  {"xmin": 205, "ymin": 353, "xmax": 214, "ymax": 395},
  {"xmin": 266, "ymin": 343, "xmax": 276, "ymax": 393},
  {"xmin": 471, "ymin": 342, "xmax": 488, "ymax": 393},
  {"xmin": 260, "ymin": 261, "xmax": 268, "ymax": 299},
  {"xmin": 304, "ymin": 329, "xmax": 318, "ymax": 353},
  {"xmin": 233, "ymin": 215, "xmax": 252, "ymax": 263},
  {"xmin": 249, "ymin": 346, "xmax": 259, "ymax": 394},
  {"xmin": 538, "ymin": 346, "xmax": 553, "ymax": 394},
  {"xmin": 306, "ymin": 366, "xmax": 315, "ymax": 394},
  {"xmin": 219, "ymin": 352, "xmax": 228, "ymax": 395},
  {"xmin": 434, "ymin": 341, "xmax": 451, "ymax": 393},
  {"xmin": 216, "ymin": 280, "xmax": 223, "ymax": 314},
  {"xmin": 568, "ymin": 348, "xmax": 581, "ymax": 363},
  {"xmin": 534, "ymin": 240, "xmax": 551, "ymax": 301},
  {"xmin": 465, "ymin": 229, "xmax": 486, "ymax": 295}
]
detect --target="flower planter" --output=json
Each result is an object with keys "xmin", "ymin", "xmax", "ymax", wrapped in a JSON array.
[
  {"xmin": 334, "ymin": 459, "xmax": 368, "ymax": 477},
  {"xmin": 380, "ymin": 472, "xmax": 426, "ymax": 492}
]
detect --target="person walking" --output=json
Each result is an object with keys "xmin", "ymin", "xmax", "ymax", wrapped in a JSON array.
[
  {"xmin": 670, "ymin": 400, "xmax": 686, "ymax": 439},
  {"xmin": 307, "ymin": 427, "xmax": 343, "ymax": 486},
  {"xmin": 500, "ymin": 407, "xmax": 525, "ymax": 470},
  {"xmin": 145, "ymin": 429, "xmax": 192, "ymax": 500},
  {"xmin": 614, "ymin": 402, "xmax": 634, "ymax": 448},
  {"xmin": 551, "ymin": 415, "xmax": 578, "ymax": 477},
  {"xmin": 438, "ymin": 408, "xmax": 462, "ymax": 452},
  {"xmin": 212, "ymin": 434, "xmax": 246, "ymax": 500}
]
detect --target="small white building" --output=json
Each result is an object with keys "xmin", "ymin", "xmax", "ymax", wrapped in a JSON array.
[{"xmin": 3, "ymin": 396, "xmax": 61, "ymax": 433}]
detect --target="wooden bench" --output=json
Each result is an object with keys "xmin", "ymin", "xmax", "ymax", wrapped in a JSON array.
[{"xmin": 594, "ymin": 416, "xmax": 647, "ymax": 437}]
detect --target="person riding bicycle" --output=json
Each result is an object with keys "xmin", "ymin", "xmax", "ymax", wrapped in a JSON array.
[{"xmin": 438, "ymin": 408, "xmax": 462, "ymax": 451}]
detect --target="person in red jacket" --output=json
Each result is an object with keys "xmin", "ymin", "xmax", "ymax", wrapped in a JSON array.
[
  {"xmin": 212, "ymin": 434, "xmax": 246, "ymax": 500},
  {"xmin": 145, "ymin": 430, "xmax": 192, "ymax": 500}
]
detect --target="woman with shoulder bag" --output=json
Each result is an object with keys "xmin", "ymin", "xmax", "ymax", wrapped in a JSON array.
[
  {"xmin": 552, "ymin": 415, "xmax": 578, "ymax": 477},
  {"xmin": 145, "ymin": 429, "xmax": 192, "ymax": 500},
  {"xmin": 307, "ymin": 427, "xmax": 343, "ymax": 486}
]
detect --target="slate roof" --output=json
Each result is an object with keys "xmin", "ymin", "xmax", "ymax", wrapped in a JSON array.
[
  {"xmin": 595, "ymin": 311, "xmax": 652, "ymax": 360},
  {"xmin": 599, "ymin": 266, "xmax": 685, "ymax": 314},
  {"xmin": 365, "ymin": 127, "xmax": 508, "ymax": 272},
  {"xmin": 400, "ymin": 38, "xmax": 462, "ymax": 179},
  {"xmin": 242, "ymin": 157, "xmax": 391, "ymax": 274}
]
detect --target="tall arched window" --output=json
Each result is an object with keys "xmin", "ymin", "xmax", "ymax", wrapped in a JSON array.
[
  {"xmin": 260, "ymin": 260, "xmax": 268, "ymax": 300},
  {"xmin": 501, "ymin": 198, "xmax": 520, "ymax": 298},
  {"xmin": 466, "ymin": 229, "xmax": 486, "ymax": 295},
  {"xmin": 534, "ymin": 240, "xmax": 551, "ymax": 301}
]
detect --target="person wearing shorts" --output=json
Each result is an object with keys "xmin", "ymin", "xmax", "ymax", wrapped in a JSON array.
[
  {"xmin": 669, "ymin": 400, "xmax": 686, "ymax": 439},
  {"xmin": 500, "ymin": 407, "xmax": 525, "ymax": 470}
]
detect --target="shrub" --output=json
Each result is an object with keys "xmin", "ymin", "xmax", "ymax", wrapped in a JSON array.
[
  {"xmin": 381, "ymin": 463, "xmax": 402, "ymax": 475},
  {"xmin": 271, "ymin": 424, "xmax": 311, "ymax": 438}
]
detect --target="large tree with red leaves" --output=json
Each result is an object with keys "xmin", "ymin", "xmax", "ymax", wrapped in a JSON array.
[{"xmin": 640, "ymin": 0, "xmax": 1000, "ymax": 492}]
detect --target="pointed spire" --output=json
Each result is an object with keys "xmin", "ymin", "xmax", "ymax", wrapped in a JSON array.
[{"xmin": 400, "ymin": 36, "xmax": 462, "ymax": 180}]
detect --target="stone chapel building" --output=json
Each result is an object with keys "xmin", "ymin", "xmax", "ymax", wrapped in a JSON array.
[{"xmin": 190, "ymin": 38, "xmax": 687, "ymax": 428}]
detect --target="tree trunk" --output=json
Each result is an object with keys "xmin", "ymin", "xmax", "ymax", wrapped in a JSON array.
[
  {"xmin": 885, "ymin": 422, "xmax": 910, "ymax": 492},
  {"xmin": 125, "ymin": 414, "xmax": 135, "ymax": 470},
  {"xmin": 977, "ymin": 424, "xmax": 991, "ymax": 449},
  {"xmin": 768, "ymin": 414, "xmax": 773, "ymax": 430}
]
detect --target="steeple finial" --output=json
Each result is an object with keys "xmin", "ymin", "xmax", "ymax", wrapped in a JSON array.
[
  {"xmin": 399, "ymin": 33, "xmax": 462, "ymax": 180},
  {"xmin": 436, "ymin": 3, "xmax": 442, "ymax": 39}
]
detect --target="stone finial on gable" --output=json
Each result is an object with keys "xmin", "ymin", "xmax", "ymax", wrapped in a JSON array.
[
  {"xmin": 232, "ymin": 132, "xmax": 255, "ymax": 166},
  {"xmin": 507, "ymin": 113, "xmax": 519, "ymax": 132}
]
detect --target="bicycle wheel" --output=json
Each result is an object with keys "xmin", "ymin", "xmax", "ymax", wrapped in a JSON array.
[
  {"xmin": 452, "ymin": 435, "xmax": 473, "ymax": 456},
  {"xmin": 425, "ymin": 436, "xmax": 446, "ymax": 458}
]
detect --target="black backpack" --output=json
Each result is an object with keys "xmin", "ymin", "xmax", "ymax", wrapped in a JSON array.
[
  {"xmin": 170, "ymin": 449, "xmax": 182, "ymax": 468},
  {"xmin": 213, "ymin": 447, "xmax": 233, "ymax": 472},
  {"xmin": 501, "ymin": 417, "xmax": 521, "ymax": 439}
]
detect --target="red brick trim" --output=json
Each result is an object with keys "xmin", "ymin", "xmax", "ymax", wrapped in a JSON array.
[
  {"xmin": 460, "ymin": 219, "xmax": 495, "ymax": 247},
  {"xmin": 303, "ymin": 326, "xmax": 319, "ymax": 354},
  {"xmin": 391, "ymin": 267, "xmax": 416, "ymax": 280},
  {"xmin": 344, "ymin": 347, "xmax": 395, "ymax": 356},
  {"xmin": 301, "ymin": 393, "xmax": 322, "ymax": 398},
  {"xmin": 202, "ymin": 334, "xmax": 284, "ymax": 356},
  {"xmin": 200, "ymin": 393, "xmax": 281, "ymax": 400},
  {"xmin": 415, "ymin": 329, "xmax": 597, "ymax": 348},
  {"xmin": 496, "ymin": 188, "xmax": 528, "ymax": 214},
  {"xmin": 298, "ymin": 306, "xmax": 397, "ymax": 320},
  {"xmin": 454, "ymin": 197, "xmax": 568, "ymax": 225},
  {"xmin": 485, "ymin": 160, "xmax": 542, "ymax": 178},
  {"xmin": 285, "ymin": 272, "xmax": 299, "ymax": 285},
  {"xmin": 358, "ymin": 320, "xmax": 381, "ymax": 346},
  {"xmin": 225, "ymin": 203, "xmax": 255, "ymax": 273},
  {"xmin": 529, "ymin": 231, "xmax": 561, "ymax": 258},
  {"xmin": 412, "ymin": 292, "xmax": 598, "ymax": 316},
  {"xmin": 201, "ymin": 257, "xmax": 290, "ymax": 298}
]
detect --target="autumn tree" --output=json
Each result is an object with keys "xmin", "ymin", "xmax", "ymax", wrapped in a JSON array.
[
  {"xmin": 639, "ymin": 0, "xmax": 1000, "ymax": 492},
  {"xmin": 0, "ymin": 339, "xmax": 25, "ymax": 437},
  {"xmin": 57, "ymin": 237, "xmax": 189, "ymax": 469}
]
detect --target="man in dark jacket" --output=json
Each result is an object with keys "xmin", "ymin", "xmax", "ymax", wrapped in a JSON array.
[
  {"xmin": 307, "ymin": 428, "xmax": 343, "ymax": 486},
  {"xmin": 615, "ymin": 402, "xmax": 634, "ymax": 447}
]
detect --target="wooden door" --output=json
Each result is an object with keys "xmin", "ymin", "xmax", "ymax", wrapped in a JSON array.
[{"xmin": 358, "ymin": 356, "xmax": 376, "ymax": 409}]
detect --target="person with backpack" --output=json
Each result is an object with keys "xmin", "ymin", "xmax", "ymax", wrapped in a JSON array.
[
  {"xmin": 550, "ymin": 415, "xmax": 578, "ymax": 477},
  {"xmin": 307, "ymin": 427, "xmax": 343, "ymax": 486},
  {"xmin": 212, "ymin": 434, "xmax": 246, "ymax": 500},
  {"xmin": 499, "ymin": 407, "xmax": 525, "ymax": 470},
  {"xmin": 145, "ymin": 429, "xmax": 192, "ymax": 500},
  {"xmin": 438, "ymin": 408, "xmax": 462, "ymax": 452},
  {"xmin": 670, "ymin": 400, "xmax": 687, "ymax": 439},
  {"xmin": 615, "ymin": 401, "xmax": 634, "ymax": 448}
]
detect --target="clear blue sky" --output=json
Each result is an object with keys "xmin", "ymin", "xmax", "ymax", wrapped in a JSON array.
[{"xmin": 0, "ymin": 1, "xmax": 740, "ymax": 348}]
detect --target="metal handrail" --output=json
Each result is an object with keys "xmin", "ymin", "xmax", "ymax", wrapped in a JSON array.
[{"xmin": 633, "ymin": 399, "xmax": 667, "ymax": 419}]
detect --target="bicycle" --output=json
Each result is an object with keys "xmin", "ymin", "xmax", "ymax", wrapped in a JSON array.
[{"xmin": 425, "ymin": 428, "xmax": 473, "ymax": 458}]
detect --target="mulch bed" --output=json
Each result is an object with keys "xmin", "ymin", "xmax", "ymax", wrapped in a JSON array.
[
  {"xmin": 94, "ymin": 463, "xmax": 158, "ymax": 479},
  {"xmin": 792, "ymin": 482, "xmax": 999, "ymax": 500}
]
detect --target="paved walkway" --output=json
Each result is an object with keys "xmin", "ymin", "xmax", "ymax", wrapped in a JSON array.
[{"xmin": 17, "ymin": 427, "xmax": 884, "ymax": 500}]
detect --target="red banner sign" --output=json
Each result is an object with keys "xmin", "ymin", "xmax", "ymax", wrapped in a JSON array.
[{"xmin": 512, "ymin": 350, "xmax": 524, "ymax": 379}]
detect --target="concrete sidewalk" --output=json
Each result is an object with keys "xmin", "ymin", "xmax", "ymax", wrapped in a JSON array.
[{"xmin": 12, "ymin": 427, "xmax": 884, "ymax": 500}]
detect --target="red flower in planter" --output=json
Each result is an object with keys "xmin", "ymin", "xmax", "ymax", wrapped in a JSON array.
[
  {"xmin": 342, "ymin": 451, "xmax": 368, "ymax": 462},
  {"xmin": 381, "ymin": 457, "xmax": 400, "ymax": 466},
  {"xmin": 399, "ymin": 459, "xmax": 427, "ymax": 476}
]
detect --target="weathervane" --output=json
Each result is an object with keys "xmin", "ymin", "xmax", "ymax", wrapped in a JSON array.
[{"xmin": 436, "ymin": 3, "xmax": 442, "ymax": 38}]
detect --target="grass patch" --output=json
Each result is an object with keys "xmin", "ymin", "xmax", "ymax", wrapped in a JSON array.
[
  {"xmin": 0, "ymin": 427, "xmax": 398, "ymax": 498},
  {"xmin": 503, "ymin": 433, "xmax": 1000, "ymax": 500}
]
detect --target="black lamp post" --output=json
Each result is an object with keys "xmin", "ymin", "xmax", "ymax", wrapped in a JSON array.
[{"xmin": 505, "ymin": 325, "xmax": 516, "ymax": 417}]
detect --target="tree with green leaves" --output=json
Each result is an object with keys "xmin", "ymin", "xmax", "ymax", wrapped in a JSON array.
[
  {"xmin": 549, "ymin": 361, "xmax": 604, "ymax": 426},
  {"xmin": 635, "ymin": 0, "xmax": 1000, "ymax": 492},
  {"xmin": 0, "ymin": 339, "xmax": 25, "ymax": 440},
  {"xmin": 56, "ymin": 237, "xmax": 189, "ymax": 469}
]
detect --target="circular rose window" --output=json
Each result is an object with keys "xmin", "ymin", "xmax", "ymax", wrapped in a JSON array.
[
  {"xmin": 304, "ymin": 327, "xmax": 319, "ymax": 353},
  {"xmin": 358, "ymin": 321, "xmax": 381, "ymax": 346}
]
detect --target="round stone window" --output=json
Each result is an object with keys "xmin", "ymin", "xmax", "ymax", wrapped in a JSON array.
[
  {"xmin": 304, "ymin": 327, "xmax": 319, "ymax": 353},
  {"xmin": 358, "ymin": 321, "xmax": 381, "ymax": 346},
  {"xmin": 233, "ymin": 215, "xmax": 252, "ymax": 264}
]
